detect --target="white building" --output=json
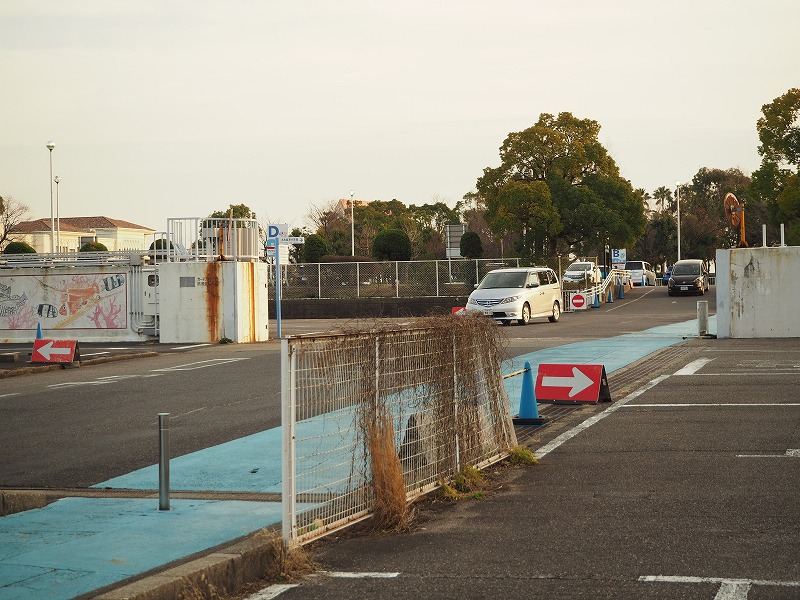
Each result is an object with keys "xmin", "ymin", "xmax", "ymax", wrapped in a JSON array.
[{"xmin": 9, "ymin": 216, "xmax": 155, "ymax": 253}]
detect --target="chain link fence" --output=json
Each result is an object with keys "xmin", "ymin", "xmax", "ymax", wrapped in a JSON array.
[
  {"xmin": 270, "ymin": 257, "xmax": 592, "ymax": 299},
  {"xmin": 281, "ymin": 317, "xmax": 516, "ymax": 544}
]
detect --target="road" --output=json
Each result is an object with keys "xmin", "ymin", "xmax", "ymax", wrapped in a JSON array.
[{"xmin": 0, "ymin": 284, "xmax": 709, "ymax": 490}]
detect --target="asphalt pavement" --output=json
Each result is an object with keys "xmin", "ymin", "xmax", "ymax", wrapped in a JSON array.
[{"xmin": 2, "ymin": 312, "xmax": 799, "ymax": 600}]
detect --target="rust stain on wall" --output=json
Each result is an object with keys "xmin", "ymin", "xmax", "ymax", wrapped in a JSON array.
[{"xmin": 205, "ymin": 262, "xmax": 221, "ymax": 339}]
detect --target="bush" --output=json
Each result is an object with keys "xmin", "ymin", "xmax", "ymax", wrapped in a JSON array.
[
  {"xmin": 371, "ymin": 229, "xmax": 412, "ymax": 261},
  {"xmin": 79, "ymin": 241, "xmax": 108, "ymax": 252},
  {"xmin": 302, "ymin": 234, "xmax": 328, "ymax": 263},
  {"xmin": 460, "ymin": 231, "xmax": 483, "ymax": 259},
  {"xmin": 3, "ymin": 241, "xmax": 36, "ymax": 254}
]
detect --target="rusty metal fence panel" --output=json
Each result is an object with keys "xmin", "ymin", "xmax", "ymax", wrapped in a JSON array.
[{"xmin": 281, "ymin": 324, "xmax": 517, "ymax": 544}]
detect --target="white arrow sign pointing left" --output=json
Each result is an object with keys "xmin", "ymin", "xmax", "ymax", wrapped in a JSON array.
[
  {"xmin": 541, "ymin": 367, "xmax": 594, "ymax": 397},
  {"xmin": 37, "ymin": 341, "xmax": 72, "ymax": 361}
]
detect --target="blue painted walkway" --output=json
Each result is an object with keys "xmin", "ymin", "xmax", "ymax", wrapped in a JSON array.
[{"xmin": 0, "ymin": 317, "xmax": 714, "ymax": 600}]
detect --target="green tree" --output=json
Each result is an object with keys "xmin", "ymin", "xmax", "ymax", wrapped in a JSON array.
[
  {"xmin": 208, "ymin": 203, "xmax": 255, "ymax": 220},
  {"xmin": 3, "ymin": 240, "xmax": 35, "ymax": 254},
  {"xmin": 371, "ymin": 229, "xmax": 412, "ymax": 261},
  {"xmin": 80, "ymin": 241, "xmax": 108, "ymax": 252},
  {"xmin": 751, "ymin": 88, "xmax": 800, "ymax": 244},
  {"xmin": 302, "ymin": 233, "xmax": 328, "ymax": 263},
  {"xmin": 460, "ymin": 230, "xmax": 483, "ymax": 259},
  {"xmin": 476, "ymin": 112, "xmax": 645, "ymax": 261}
]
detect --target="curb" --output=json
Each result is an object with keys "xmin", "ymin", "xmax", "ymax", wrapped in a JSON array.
[
  {"xmin": 0, "ymin": 352, "xmax": 159, "ymax": 378},
  {"xmin": 92, "ymin": 529, "xmax": 282, "ymax": 600},
  {"xmin": 0, "ymin": 491, "xmax": 47, "ymax": 516}
]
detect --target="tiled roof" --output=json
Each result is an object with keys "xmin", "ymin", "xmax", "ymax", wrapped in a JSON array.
[
  {"xmin": 11, "ymin": 217, "xmax": 154, "ymax": 233},
  {"xmin": 11, "ymin": 219, "xmax": 90, "ymax": 234},
  {"xmin": 60, "ymin": 216, "xmax": 155, "ymax": 231}
]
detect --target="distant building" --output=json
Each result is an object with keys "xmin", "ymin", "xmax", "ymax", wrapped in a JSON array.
[{"xmin": 10, "ymin": 216, "xmax": 155, "ymax": 253}]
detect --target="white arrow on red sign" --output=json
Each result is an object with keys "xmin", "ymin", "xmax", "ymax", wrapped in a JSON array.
[
  {"xmin": 36, "ymin": 341, "xmax": 73, "ymax": 361},
  {"xmin": 535, "ymin": 363, "xmax": 612, "ymax": 404},
  {"xmin": 541, "ymin": 366, "xmax": 594, "ymax": 397}
]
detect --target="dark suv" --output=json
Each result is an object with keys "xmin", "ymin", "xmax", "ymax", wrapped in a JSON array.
[{"xmin": 667, "ymin": 259, "xmax": 709, "ymax": 296}]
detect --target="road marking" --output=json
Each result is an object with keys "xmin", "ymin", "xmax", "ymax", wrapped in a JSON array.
[
  {"xmin": 152, "ymin": 358, "xmax": 250, "ymax": 371},
  {"xmin": 79, "ymin": 351, "xmax": 111, "ymax": 357},
  {"xmin": 604, "ymin": 287, "xmax": 656, "ymax": 311},
  {"xmin": 171, "ymin": 343, "xmax": 212, "ymax": 350},
  {"xmin": 322, "ymin": 571, "xmax": 400, "ymax": 578},
  {"xmin": 737, "ymin": 449, "xmax": 800, "ymax": 458},
  {"xmin": 244, "ymin": 584, "xmax": 299, "ymax": 599},
  {"xmin": 674, "ymin": 358, "xmax": 713, "ymax": 375},
  {"xmin": 623, "ymin": 403, "xmax": 800, "ymax": 408},
  {"xmin": 49, "ymin": 380, "xmax": 115, "ymax": 388},
  {"xmin": 0, "ymin": 393, "xmax": 21, "ymax": 399},
  {"xmin": 534, "ymin": 375, "xmax": 669, "ymax": 460},
  {"xmin": 640, "ymin": 575, "xmax": 800, "ymax": 597}
]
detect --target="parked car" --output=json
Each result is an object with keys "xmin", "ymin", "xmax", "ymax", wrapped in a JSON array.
[
  {"xmin": 466, "ymin": 267, "xmax": 561, "ymax": 325},
  {"xmin": 624, "ymin": 260, "xmax": 657, "ymax": 286},
  {"xmin": 667, "ymin": 259, "xmax": 709, "ymax": 296},
  {"xmin": 562, "ymin": 261, "xmax": 602, "ymax": 285}
]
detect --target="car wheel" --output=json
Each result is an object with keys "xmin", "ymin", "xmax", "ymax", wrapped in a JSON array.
[
  {"xmin": 668, "ymin": 291, "xmax": 673, "ymax": 296},
  {"xmin": 518, "ymin": 303, "xmax": 531, "ymax": 325},
  {"xmin": 548, "ymin": 301, "xmax": 560, "ymax": 323}
]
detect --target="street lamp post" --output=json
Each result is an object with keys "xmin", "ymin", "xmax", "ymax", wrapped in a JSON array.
[
  {"xmin": 46, "ymin": 141, "xmax": 55, "ymax": 252},
  {"xmin": 54, "ymin": 176, "xmax": 61, "ymax": 252},
  {"xmin": 349, "ymin": 190, "xmax": 355, "ymax": 256},
  {"xmin": 675, "ymin": 181, "xmax": 681, "ymax": 262}
]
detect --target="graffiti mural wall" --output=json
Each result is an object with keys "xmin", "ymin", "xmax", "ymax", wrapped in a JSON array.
[{"xmin": 0, "ymin": 272, "xmax": 128, "ymax": 331}]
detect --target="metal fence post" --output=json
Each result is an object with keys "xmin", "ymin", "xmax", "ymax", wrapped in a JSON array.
[
  {"xmin": 281, "ymin": 339, "xmax": 297, "ymax": 545},
  {"xmin": 158, "ymin": 413, "xmax": 170, "ymax": 511},
  {"xmin": 697, "ymin": 301, "xmax": 709, "ymax": 336}
]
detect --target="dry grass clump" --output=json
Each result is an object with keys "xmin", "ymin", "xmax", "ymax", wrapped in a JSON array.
[
  {"xmin": 439, "ymin": 465, "xmax": 492, "ymax": 501},
  {"xmin": 508, "ymin": 445, "xmax": 539, "ymax": 465},
  {"xmin": 367, "ymin": 410, "xmax": 410, "ymax": 531}
]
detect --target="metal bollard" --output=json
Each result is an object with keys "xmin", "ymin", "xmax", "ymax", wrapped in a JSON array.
[
  {"xmin": 697, "ymin": 301, "xmax": 709, "ymax": 337},
  {"xmin": 158, "ymin": 413, "xmax": 170, "ymax": 511}
]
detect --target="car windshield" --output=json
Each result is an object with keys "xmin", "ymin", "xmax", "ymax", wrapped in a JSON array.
[
  {"xmin": 566, "ymin": 263, "xmax": 591, "ymax": 272},
  {"xmin": 478, "ymin": 271, "xmax": 527, "ymax": 289},
  {"xmin": 673, "ymin": 263, "xmax": 701, "ymax": 275},
  {"xmin": 625, "ymin": 262, "xmax": 643, "ymax": 270}
]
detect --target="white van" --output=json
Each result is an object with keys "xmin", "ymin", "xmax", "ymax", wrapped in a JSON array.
[
  {"xmin": 466, "ymin": 267, "xmax": 561, "ymax": 325},
  {"xmin": 624, "ymin": 260, "xmax": 656, "ymax": 286}
]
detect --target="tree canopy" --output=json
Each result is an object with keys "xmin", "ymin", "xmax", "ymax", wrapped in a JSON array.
[
  {"xmin": 751, "ymin": 87, "xmax": 800, "ymax": 244},
  {"xmin": 371, "ymin": 229, "xmax": 412, "ymax": 261},
  {"xmin": 476, "ymin": 112, "xmax": 645, "ymax": 262}
]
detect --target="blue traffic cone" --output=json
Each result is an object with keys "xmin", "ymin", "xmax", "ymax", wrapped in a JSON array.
[
  {"xmin": 618, "ymin": 280, "xmax": 625, "ymax": 299},
  {"xmin": 36, "ymin": 323, "xmax": 43, "ymax": 339},
  {"xmin": 593, "ymin": 293, "xmax": 600, "ymax": 308},
  {"xmin": 607, "ymin": 287, "xmax": 614, "ymax": 303},
  {"xmin": 513, "ymin": 361, "xmax": 546, "ymax": 425}
]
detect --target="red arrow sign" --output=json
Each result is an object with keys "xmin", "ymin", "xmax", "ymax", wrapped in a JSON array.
[
  {"xmin": 32, "ymin": 339, "xmax": 81, "ymax": 364},
  {"xmin": 535, "ymin": 363, "xmax": 611, "ymax": 404}
]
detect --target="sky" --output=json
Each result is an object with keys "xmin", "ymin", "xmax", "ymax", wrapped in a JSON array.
[{"xmin": 1, "ymin": 0, "xmax": 799, "ymax": 234}]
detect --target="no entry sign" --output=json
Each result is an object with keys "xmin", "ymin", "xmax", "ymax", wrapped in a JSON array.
[
  {"xmin": 535, "ymin": 363, "xmax": 611, "ymax": 404},
  {"xmin": 32, "ymin": 339, "xmax": 81, "ymax": 364},
  {"xmin": 570, "ymin": 292, "xmax": 588, "ymax": 310}
]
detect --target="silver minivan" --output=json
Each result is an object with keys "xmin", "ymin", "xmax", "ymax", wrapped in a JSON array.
[
  {"xmin": 466, "ymin": 267, "xmax": 561, "ymax": 325},
  {"xmin": 624, "ymin": 260, "xmax": 656, "ymax": 286}
]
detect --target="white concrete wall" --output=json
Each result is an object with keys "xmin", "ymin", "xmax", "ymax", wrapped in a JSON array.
[
  {"xmin": 715, "ymin": 246, "xmax": 800, "ymax": 338},
  {"xmin": 158, "ymin": 261, "xmax": 269, "ymax": 343}
]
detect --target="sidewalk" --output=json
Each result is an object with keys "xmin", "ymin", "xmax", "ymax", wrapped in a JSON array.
[{"xmin": 0, "ymin": 317, "xmax": 711, "ymax": 600}]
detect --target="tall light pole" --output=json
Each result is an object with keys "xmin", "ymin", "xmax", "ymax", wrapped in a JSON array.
[
  {"xmin": 54, "ymin": 176, "xmax": 61, "ymax": 252},
  {"xmin": 46, "ymin": 141, "xmax": 55, "ymax": 252},
  {"xmin": 349, "ymin": 190, "xmax": 355, "ymax": 256},
  {"xmin": 675, "ymin": 181, "xmax": 681, "ymax": 262}
]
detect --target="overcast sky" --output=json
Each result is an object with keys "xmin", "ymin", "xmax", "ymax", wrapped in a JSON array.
[{"xmin": 1, "ymin": 0, "xmax": 798, "ymax": 234}]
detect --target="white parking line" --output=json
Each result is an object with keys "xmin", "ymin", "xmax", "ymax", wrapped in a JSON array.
[
  {"xmin": 622, "ymin": 403, "xmax": 800, "ymax": 408},
  {"xmin": 534, "ymin": 375, "xmax": 669, "ymax": 460},
  {"xmin": 151, "ymin": 358, "xmax": 250, "ymax": 371},
  {"xmin": 674, "ymin": 358, "xmax": 713, "ymax": 375},
  {"xmin": 244, "ymin": 584, "xmax": 298, "ymax": 599},
  {"xmin": 0, "ymin": 393, "xmax": 21, "ymax": 399},
  {"xmin": 737, "ymin": 449, "xmax": 800, "ymax": 458},
  {"xmin": 640, "ymin": 574, "xmax": 800, "ymax": 597},
  {"xmin": 171, "ymin": 343, "xmax": 212, "ymax": 350},
  {"xmin": 79, "ymin": 351, "xmax": 111, "ymax": 357},
  {"xmin": 322, "ymin": 571, "xmax": 400, "ymax": 578}
]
